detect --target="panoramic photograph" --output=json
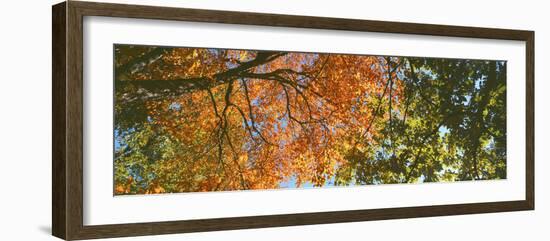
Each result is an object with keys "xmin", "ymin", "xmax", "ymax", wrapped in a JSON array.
[{"xmin": 113, "ymin": 45, "xmax": 507, "ymax": 195}]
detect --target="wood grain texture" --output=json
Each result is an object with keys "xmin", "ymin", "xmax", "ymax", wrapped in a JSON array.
[
  {"xmin": 66, "ymin": 2, "xmax": 85, "ymax": 240},
  {"xmin": 525, "ymin": 32, "xmax": 535, "ymax": 209},
  {"xmin": 52, "ymin": 2, "xmax": 67, "ymax": 239},
  {"xmin": 51, "ymin": 1, "xmax": 535, "ymax": 240}
]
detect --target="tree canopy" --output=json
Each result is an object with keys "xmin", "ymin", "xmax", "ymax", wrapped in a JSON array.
[{"xmin": 114, "ymin": 45, "xmax": 506, "ymax": 195}]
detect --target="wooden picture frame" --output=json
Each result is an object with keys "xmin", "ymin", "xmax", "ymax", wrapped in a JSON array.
[{"xmin": 52, "ymin": 1, "xmax": 534, "ymax": 240}]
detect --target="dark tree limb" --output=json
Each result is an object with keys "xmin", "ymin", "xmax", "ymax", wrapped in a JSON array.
[
  {"xmin": 115, "ymin": 52, "xmax": 287, "ymax": 106},
  {"xmin": 116, "ymin": 47, "xmax": 172, "ymax": 80}
]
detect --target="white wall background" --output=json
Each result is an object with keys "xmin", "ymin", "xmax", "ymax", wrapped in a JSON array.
[{"xmin": 0, "ymin": 0, "xmax": 547, "ymax": 240}]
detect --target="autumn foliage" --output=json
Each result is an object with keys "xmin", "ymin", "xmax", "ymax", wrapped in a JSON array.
[{"xmin": 114, "ymin": 45, "xmax": 506, "ymax": 195}]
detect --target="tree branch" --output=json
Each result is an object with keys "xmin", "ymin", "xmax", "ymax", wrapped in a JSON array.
[
  {"xmin": 116, "ymin": 47, "xmax": 171, "ymax": 80},
  {"xmin": 240, "ymin": 79, "xmax": 275, "ymax": 145}
]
